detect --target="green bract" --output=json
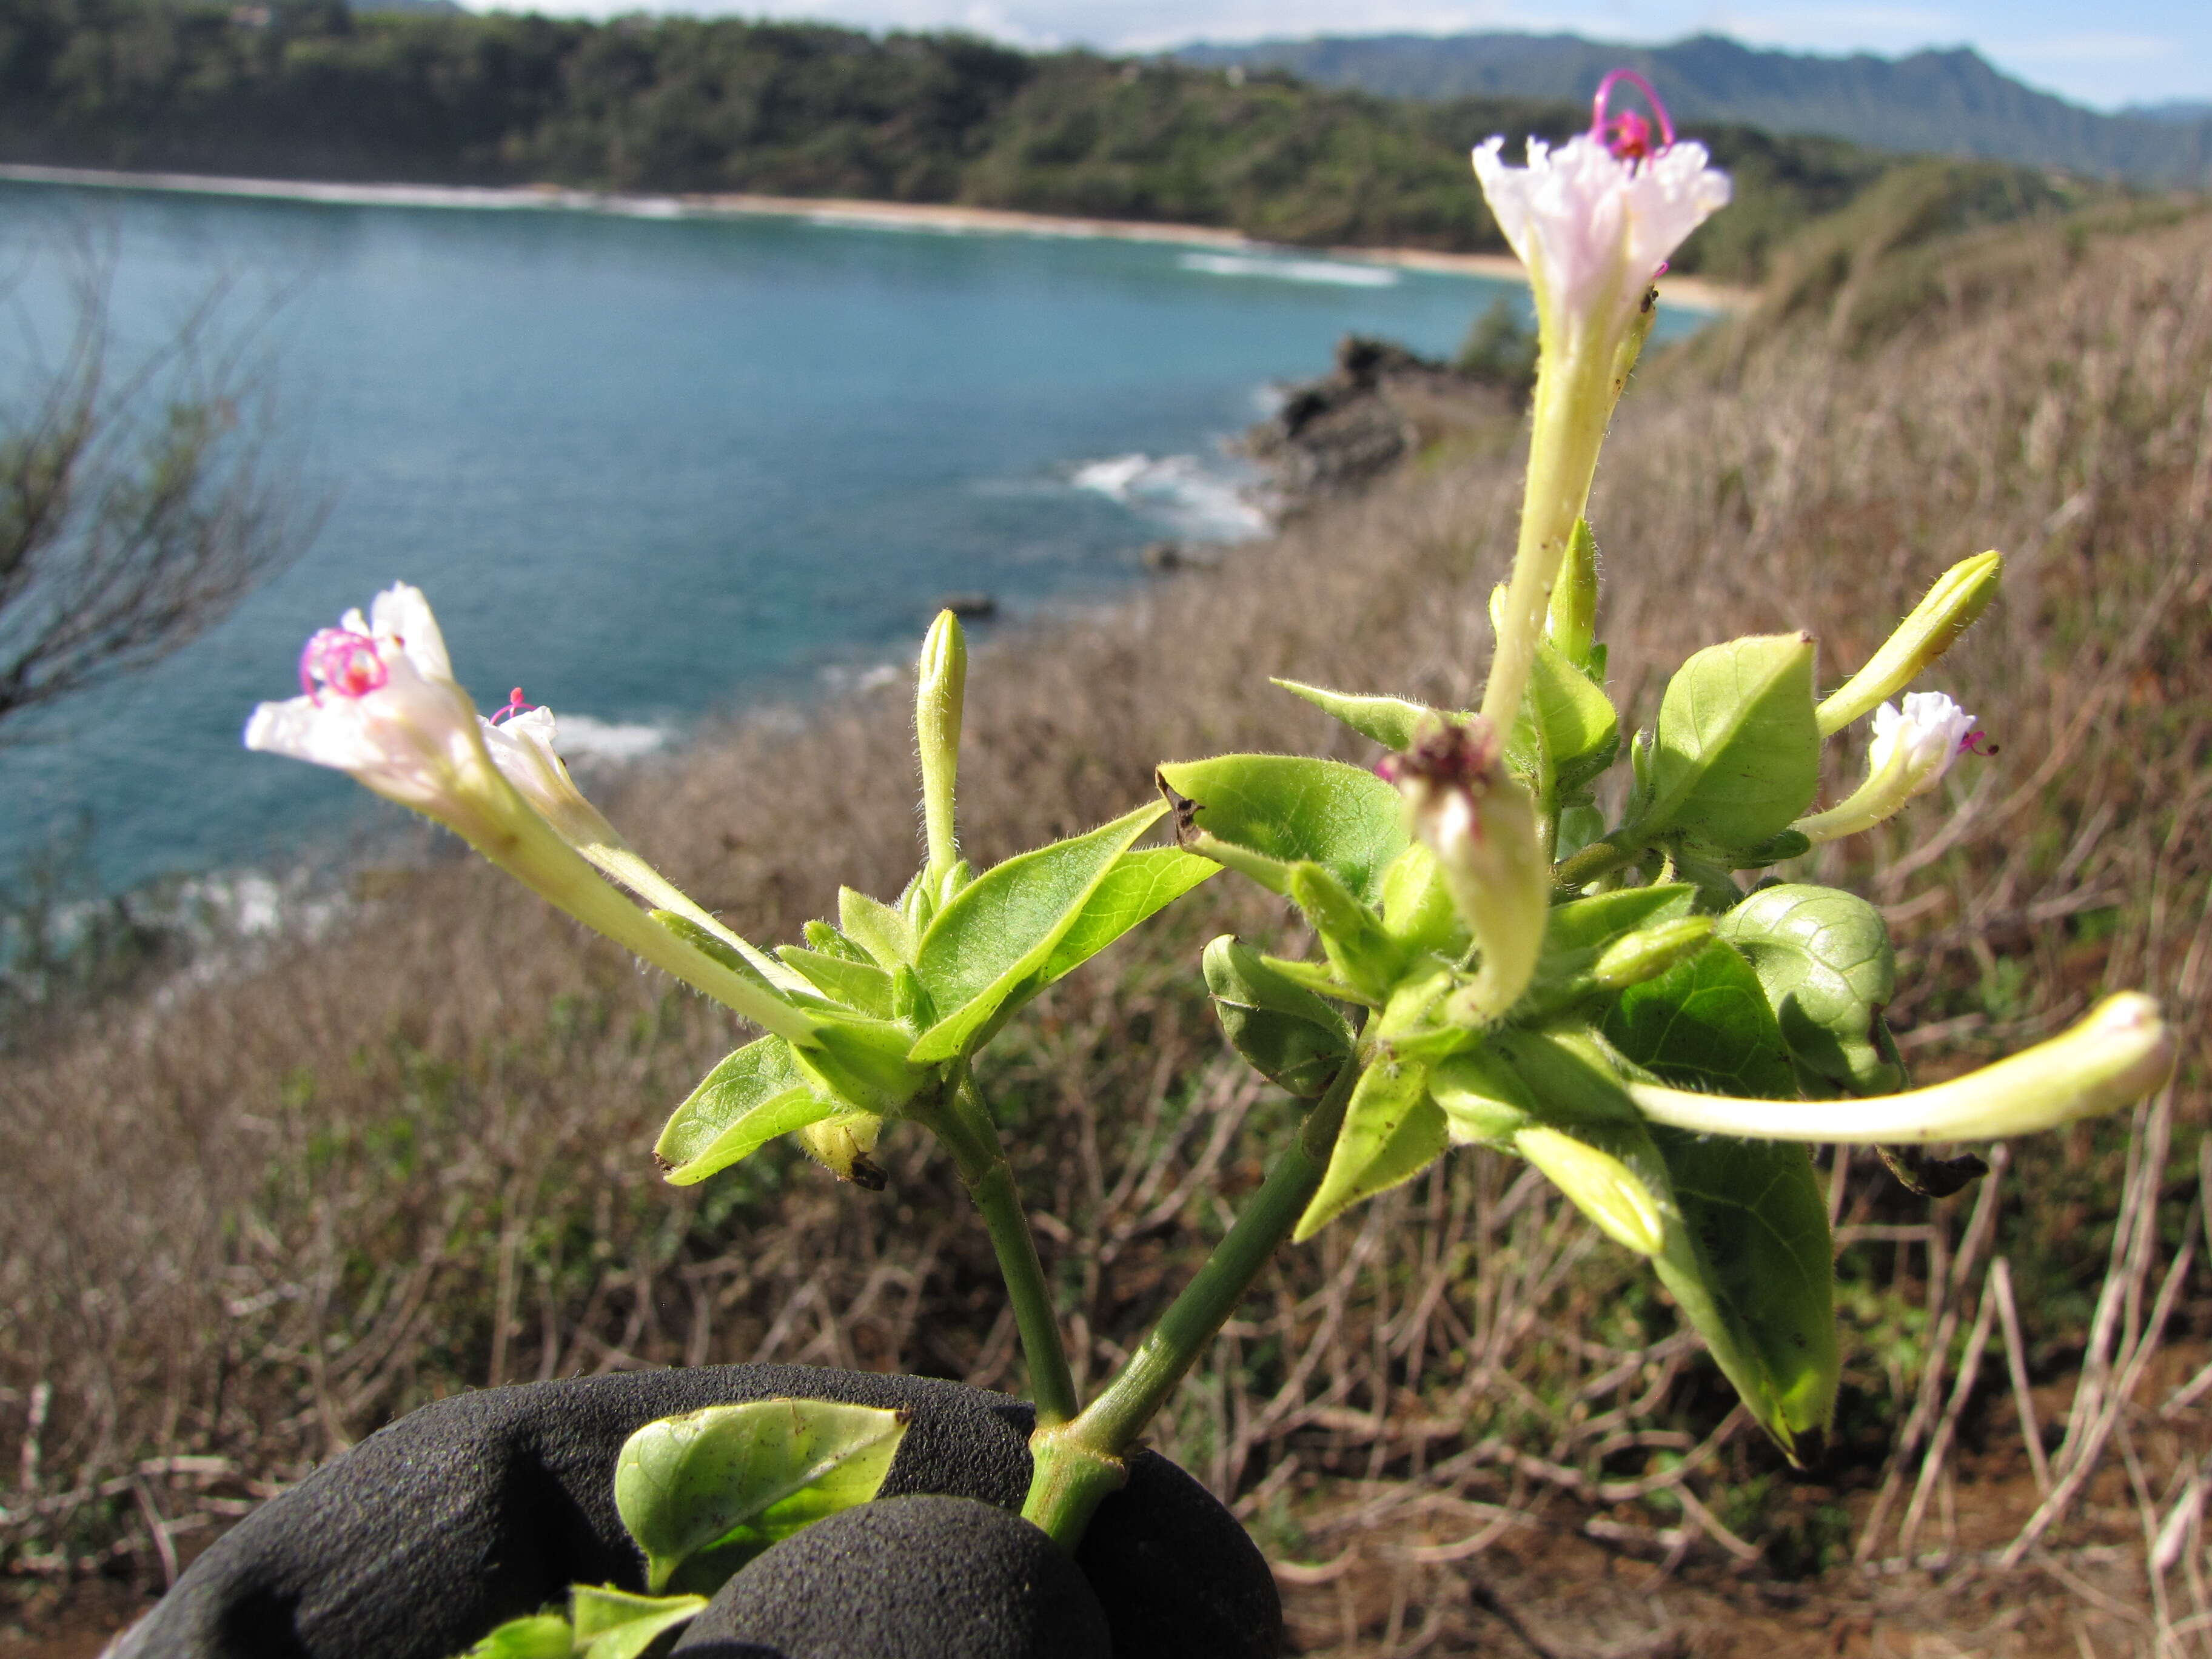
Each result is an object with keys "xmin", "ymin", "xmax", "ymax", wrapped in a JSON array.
[{"xmin": 615, "ymin": 1399, "xmax": 910, "ymax": 1594}]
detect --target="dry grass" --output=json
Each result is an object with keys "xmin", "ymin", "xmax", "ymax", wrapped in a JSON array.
[{"xmin": 2, "ymin": 207, "xmax": 2210, "ymax": 1655}]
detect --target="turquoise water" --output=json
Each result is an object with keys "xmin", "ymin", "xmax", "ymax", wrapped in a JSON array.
[{"xmin": 0, "ymin": 183, "xmax": 1694, "ymax": 894}]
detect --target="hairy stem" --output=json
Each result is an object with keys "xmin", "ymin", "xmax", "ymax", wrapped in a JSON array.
[
  {"xmin": 925, "ymin": 1073, "xmax": 1079, "ymax": 1426},
  {"xmin": 1020, "ymin": 1062, "xmax": 1358, "ymax": 1548}
]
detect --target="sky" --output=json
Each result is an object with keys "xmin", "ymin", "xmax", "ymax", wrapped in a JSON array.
[{"xmin": 489, "ymin": 1, "xmax": 2212, "ymax": 112}]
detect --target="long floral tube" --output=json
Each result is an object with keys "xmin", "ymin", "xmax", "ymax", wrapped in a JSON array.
[
  {"xmin": 480, "ymin": 702, "xmax": 808, "ymax": 994},
  {"xmin": 1624, "ymin": 993, "xmax": 2173, "ymax": 1143},
  {"xmin": 246, "ymin": 585, "xmax": 817, "ymax": 1044}
]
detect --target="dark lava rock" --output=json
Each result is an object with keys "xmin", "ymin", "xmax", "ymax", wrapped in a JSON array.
[
  {"xmin": 1247, "ymin": 332, "xmax": 1505, "ymax": 503},
  {"xmin": 110, "ymin": 1367, "xmax": 1031, "ymax": 1659},
  {"xmin": 671, "ymin": 1495, "xmax": 1111, "ymax": 1659}
]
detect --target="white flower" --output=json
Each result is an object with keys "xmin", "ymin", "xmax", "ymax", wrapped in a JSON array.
[
  {"xmin": 245, "ymin": 585, "xmax": 818, "ymax": 1039},
  {"xmin": 1795, "ymin": 691, "xmax": 1983, "ymax": 844},
  {"xmin": 480, "ymin": 694, "xmax": 811, "ymax": 994},
  {"xmin": 479, "ymin": 700, "xmax": 616, "ymax": 850},
  {"xmin": 244, "ymin": 584, "xmax": 504, "ymax": 834},
  {"xmin": 1869, "ymin": 692, "xmax": 1979, "ymax": 800},
  {"xmin": 1472, "ymin": 132, "xmax": 1730, "ymax": 341}
]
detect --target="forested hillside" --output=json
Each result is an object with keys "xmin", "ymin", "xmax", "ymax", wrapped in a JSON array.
[
  {"xmin": 1176, "ymin": 32, "xmax": 2212, "ymax": 188},
  {"xmin": 0, "ymin": 0, "xmax": 2091, "ymax": 280}
]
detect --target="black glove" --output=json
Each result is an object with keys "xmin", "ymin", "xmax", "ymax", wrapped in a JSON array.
[{"xmin": 110, "ymin": 1364, "xmax": 1281, "ymax": 1659}]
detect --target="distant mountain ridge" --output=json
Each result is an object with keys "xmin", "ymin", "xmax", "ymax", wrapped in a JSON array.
[{"xmin": 1175, "ymin": 32, "xmax": 2212, "ymax": 188}]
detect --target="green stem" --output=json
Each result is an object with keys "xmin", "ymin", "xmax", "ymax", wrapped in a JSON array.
[
  {"xmin": 1020, "ymin": 1063, "xmax": 1358, "ymax": 1548},
  {"xmin": 925, "ymin": 1073, "xmax": 1079, "ymax": 1427}
]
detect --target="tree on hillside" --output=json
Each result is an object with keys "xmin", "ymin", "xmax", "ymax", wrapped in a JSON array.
[{"xmin": 0, "ymin": 249, "xmax": 309, "ymax": 740}]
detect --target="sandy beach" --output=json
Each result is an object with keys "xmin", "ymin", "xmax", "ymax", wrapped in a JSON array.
[{"xmin": 0, "ymin": 161, "xmax": 1756, "ymax": 313}]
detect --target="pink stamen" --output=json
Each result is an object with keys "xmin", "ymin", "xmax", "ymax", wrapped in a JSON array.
[
  {"xmin": 1590, "ymin": 69, "xmax": 1675, "ymax": 162},
  {"xmin": 1961, "ymin": 729, "xmax": 1997, "ymax": 757},
  {"xmin": 299, "ymin": 628, "xmax": 387, "ymax": 703},
  {"xmin": 489, "ymin": 687, "xmax": 537, "ymax": 726}
]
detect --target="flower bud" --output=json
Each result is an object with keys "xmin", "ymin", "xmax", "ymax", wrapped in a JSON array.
[
  {"xmin": 916, "ymin": 610, "xmax": 968, "ymax": 882},
  {"xmin": 796, "ymin": 1114, "xmax": 886, "ymax": 1190},
  {"xmin": 1795, "ymin": 692, "xmax": 1981, "ymax": 844},
  {"xmin": 1385, "ymin": 718, "xmax": 1548, "ymax": 1021},
  {"xmin": 1817, "ymin": 551, "xmax": 2002, "ymax": 737},
  {"xmin": 1591, "ymin": 915, "xmax": 1714, "ymax": 991},
  {"xmin": 1626, "ymin": 992, "xmax": 2174, "ymax": 1143},
  {"xmin": 1545, "ymin": 518, "xmax": 1600, "ymax": 669}
]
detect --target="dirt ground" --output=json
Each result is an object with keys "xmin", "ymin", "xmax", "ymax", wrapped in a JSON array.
[{"xmin": 3, "ymin": 1449, "xmax": 2193, "ymax": 1659}]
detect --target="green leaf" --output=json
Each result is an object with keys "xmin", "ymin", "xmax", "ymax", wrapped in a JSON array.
[
  {"xmin": 1483, "ymin": 1029, "xmax": 1837, "ymax": 1462},
  {"xmin": 1034, "ymin": 847, "xmax": 1217, "ymax": 987},
  {"xmin": 908, "ymin": 804, "xmax": 1165, "ymax": 1064},
  {"xmin": 1600, "ymin": 938, "xmax": 1799, "ymax": 1098},
  {"xmin": 1203, "ymin": 935, "xmax": 1353, "ymax": 1098},
  {"xmin": 1640, "ymin": 633, "xmax": 1822, "ymax": 850},
  {"xmin": 655, "ymin": 1037, "xmax": 840, "ymax": 1187},
  {"xmin": 615, "ymin": 1399, "xmax": 909, "ymax": 1595},
  {"xmin": 455, "ymin": 1615, "xmax": 574, "ymax": 1659},
  {"xmin": 1295, "ymin": 1056, "xmax": 1446, "ymax": 1240},
  {"xmin": 1651, "ymin": 1129, "xmax": 1838, "ymax": 1464},
  {"xmin": 837, "ymin": 887, "xmax": 916, "ymax": 968},
  {"xmin": 1715, "ymin": 883, "xmax": 1906, "ymax": 1096},
  {"xmin": 1507, "ymin": 637, "xmax": 1620, "ymax": 796},
  {"xmin": 1158, "ymin": 755, "xmax": 1409, "ymax": 907},
  {"xmin": 570, "ymin": 1588, "xmax": 707, "ymax": 1659},
  {"xmin": 775, "ymin": 947, "xmax": 896, "ymax": 1019},
  {"xmin": 1271, "ymin": 679, "xmax": 1439, "ymax": 751}
]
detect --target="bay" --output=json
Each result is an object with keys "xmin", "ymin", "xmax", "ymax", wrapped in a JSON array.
[{"xmin": 0, "ymin": 182, "xmax": 1697, "ymax": 897}]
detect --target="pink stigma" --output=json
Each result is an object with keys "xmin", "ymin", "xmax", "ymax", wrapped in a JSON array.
[
  {"xmin": 489, "ymin": 686, "xmax": 537, "ymax": 726},
  {"xmin": 1961, "ymin": 729, "xmax": 1997, "ymax": 757},
  {"xmin": 1590, "ymin": 69, "xmax": 1675, "ymax": 162},
  {"xmin": 300, "ymin": 628, "xmax": 387, "ymax": 702}
]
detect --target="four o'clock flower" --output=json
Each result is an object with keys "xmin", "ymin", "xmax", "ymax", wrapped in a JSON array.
[
  {"xmin": 246, "ymin": 585, "xmax": 816, "ymax": 1044},
  {"xmin": 246, "ymin": 585, "xmax": 505, "ymax": 842},
  {"xmin": 1472, "ymin": 72, "xmax": 1732, "ymax": 739},
  {"xmin": 1795, "ymin": 691, "xmax": 1983, "ymax": 844},
  {"xmin": 478, "ymin": 694, "xmax": 803, "ymax": 993}
]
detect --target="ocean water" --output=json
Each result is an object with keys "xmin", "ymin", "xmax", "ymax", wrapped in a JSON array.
[{"xmin": 0, "ymin": 183, "xmax": 1699, "ymax": 895}]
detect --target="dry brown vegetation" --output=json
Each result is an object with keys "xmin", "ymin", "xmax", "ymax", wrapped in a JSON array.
[{"xmin": 3, "ymin": 204, "xmax": 2211, "ymax": 1656}]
